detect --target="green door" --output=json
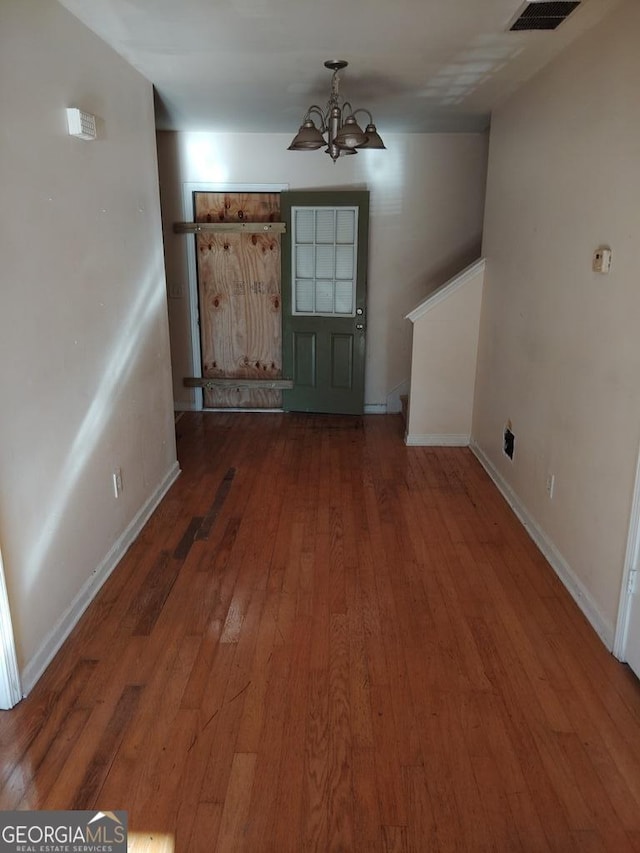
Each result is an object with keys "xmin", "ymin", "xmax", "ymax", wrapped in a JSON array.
[{"xmin": 281, "ymin": 190, "xmax": 369, "ymax": 414}]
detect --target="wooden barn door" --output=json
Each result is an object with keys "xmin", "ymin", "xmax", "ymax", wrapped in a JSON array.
[{"xmin": 194, "ymin": 192, "xmax": 282, "ymax": 408}]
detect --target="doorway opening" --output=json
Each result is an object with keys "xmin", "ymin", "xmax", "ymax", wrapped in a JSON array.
[
  {"xmin": 181, "ymin": 185, "xmax": 370, "ymax": 416},
  {"xmin": 614, "ymin": 443, "xmax": 640, "ymax": 681}
]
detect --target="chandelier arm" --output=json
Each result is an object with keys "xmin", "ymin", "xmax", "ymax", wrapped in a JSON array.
[
  {"xmin": 348, "ymin": 108, "xmax": 374, "ymax": 124},
  {"xmin": 303, "ymin": 105, "xmax": 328, "ymax": 131}
]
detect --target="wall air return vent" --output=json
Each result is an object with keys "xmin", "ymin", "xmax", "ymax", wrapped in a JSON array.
[{"xmin": 510, "ymin": 1, "xmax": 581, "ymax": 31}]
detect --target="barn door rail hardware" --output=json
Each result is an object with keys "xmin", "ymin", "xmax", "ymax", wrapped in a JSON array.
[
  {"xmin": 184, "ymin": 377, "xmax": 294, "ymax": 391},
  {"xmin": 173, "ymin": 221, "xmax": 286, "ymax": 235}
]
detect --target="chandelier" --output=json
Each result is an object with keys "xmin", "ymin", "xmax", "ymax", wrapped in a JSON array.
[{"xmin": 287, "ymin": 60, "xmax": 386, "ymax": 163}]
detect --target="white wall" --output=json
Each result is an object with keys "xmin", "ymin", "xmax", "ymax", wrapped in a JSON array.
[
  {"xmin": 0, "ymin": 1, "xmax": 178, "ymax": 687},
  {"xmin": 406, "ymin": 262, "xmax": 484, "ymax": 445},
  {"xmin": 473, "ymin": 0, "xmax": 640, "ymax": 643},
  {"xmin": 156, "ymin": 131, "xmax": 488, "ymax": 410}
]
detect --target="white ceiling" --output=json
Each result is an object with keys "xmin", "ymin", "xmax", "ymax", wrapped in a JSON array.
[{"xmin": 58, "ymin": 0, "xmax": 622, "ymax": 134}]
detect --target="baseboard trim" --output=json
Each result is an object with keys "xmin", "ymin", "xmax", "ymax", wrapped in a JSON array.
[
  {"xmin": 21, "ymin": 461, "xmax": 181, "ymax": 695},
  {"xmin": 180, "ymin": 403, "xmax": 390, "ymax": 415},
  {"xmin": 174, "ymin": 401, "xmax": 197, "ymax": 412},
  {"xmin": 470, "ymin": 441, "xmax": 614, "ymax": 650},
  {"xmin": 202, "ymin": 407, "xmax": 283, "ymax": 413},
  {"xmin": 405, "ymin": 433, "xmax": 470, "ymax": 447}
]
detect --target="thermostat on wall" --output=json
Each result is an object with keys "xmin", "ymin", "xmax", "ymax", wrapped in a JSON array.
[
  {"xmin": 592, "ymin": 246, "xmax": 612, "ymax": 274},
  {"xmin": 66, "ymin": 107, "xmax": 97, "ymax": 140}
]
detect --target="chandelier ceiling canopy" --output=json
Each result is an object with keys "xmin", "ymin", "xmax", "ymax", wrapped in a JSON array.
[{"xmin": 287, "ymin": 60, "xmax": 386, "ymax": 163}]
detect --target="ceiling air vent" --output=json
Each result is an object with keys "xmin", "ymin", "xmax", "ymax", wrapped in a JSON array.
[{"xmin": 510, "ymin": 1, "xmax": 581, "ymax": 31}]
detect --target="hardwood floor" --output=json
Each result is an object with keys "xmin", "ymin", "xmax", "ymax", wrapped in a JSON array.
[{"xmin": 2, "ymin": 413, "xmax": 640, "ymax": 851}]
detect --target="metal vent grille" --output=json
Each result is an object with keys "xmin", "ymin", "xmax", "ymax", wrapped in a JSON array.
[{"xmin": 510, "ymin": 1, "xmax": 581, "ymax": 31}]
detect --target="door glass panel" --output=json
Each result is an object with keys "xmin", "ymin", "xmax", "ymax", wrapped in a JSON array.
[
  {"xmin": 335, "ymin": 280, "xmax": 354, "ymax": 314},
  {"xmin": 292, "ymin": 206, "xmax": 358, "ymax": 316},
  {"xmin": 315, "ymin": 246, "xmax": 335, "ymax": 279},
  {"xmin": 295, "ymin": 279, "xmax": 314, "ymax": 313},
  {"xmin": 296, "ymin": 245, "xmax": 314, "ymax": 278},
  {"xmin": 295, "ymin": 209, "xmax": 314, "ymax": 243},
  {"xmin": 315, "ymin": 280, "xmax": 334, "ymax": 313},
  {"xmin": 336, "ymin": 209, "xmax": 355, "ymax": 243},
  {"xmin": 316, "ymin": 209, "xmax": 335, "ymax": 243},
  {"xmin": 335, "ymin": 245, "xmax": 354, "ymax": 280}
]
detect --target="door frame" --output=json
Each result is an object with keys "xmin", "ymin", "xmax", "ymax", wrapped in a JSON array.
[
  {"xmin": 182, "ymin": 182, "xmax": 289, "ymax": 411},
  {"xmin": 613, "ymin": 440, "xmax": 640, "ymax": 661},
  {"xmin": 0, "ymin": 545, "xmax": 22, "ymax": 709}
]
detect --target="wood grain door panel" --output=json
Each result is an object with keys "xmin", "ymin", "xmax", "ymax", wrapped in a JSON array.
[{"xmin": 194, "ymin": 192, "xmax": 282, "ymax": 408}]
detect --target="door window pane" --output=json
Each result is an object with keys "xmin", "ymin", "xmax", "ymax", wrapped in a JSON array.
[
  {"xmin": 315, "ymin": 280, "xmax": 334, "ymax": 314},
  {"xmin": 336, "ymin": 209, "xmax": 355, "ymax": 243},
  {"xmin": 295, "ymin": 209, "xmax": 314, "ymax": 243},
  {"xmin": 292, "ymin": 206, "xmax": 358, "ymax": 316},
  {"xmin": 335, "ymin": 281, "xmax": 354, "ymax": 314},
  {"xmin": 315, "ymin": 246, "xmax": 335, "ymax": 279},
  {"xmin": 296, "ymin": 245, "xmax": 314, "ymax": 278},
  {"xmin": 295, "ymin": 279, "xmax": 314, "ymax": 313},
  {"xmin": 315, "ymin": 209, "xmax": 335, "ymax": 243},
  {"xmin": 335, "ymin": 246, "xmax": 354, "ymax": 280}
]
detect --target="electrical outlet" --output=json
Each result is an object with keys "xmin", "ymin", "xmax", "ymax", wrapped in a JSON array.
[
  {"xmin": 546, "ymin": 473, "xmax": 555, "ymax": 499},
  {"xmin": 113, "ymin": 468, "xmax": 123, "ymax": 498}
]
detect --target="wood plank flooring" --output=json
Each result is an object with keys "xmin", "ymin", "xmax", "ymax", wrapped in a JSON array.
[{"xmin": 2, "ymin": 413, "xmax": 640, "ymax": 851}]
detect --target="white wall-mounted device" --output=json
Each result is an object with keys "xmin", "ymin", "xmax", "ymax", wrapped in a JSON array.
[
  {"xmin": 592, "ymin": 246, "xmax": 612, "ymax": 274},
  {"xmin": 66, "ymin": 107, "xmax": 97, "ymax": 140}
]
